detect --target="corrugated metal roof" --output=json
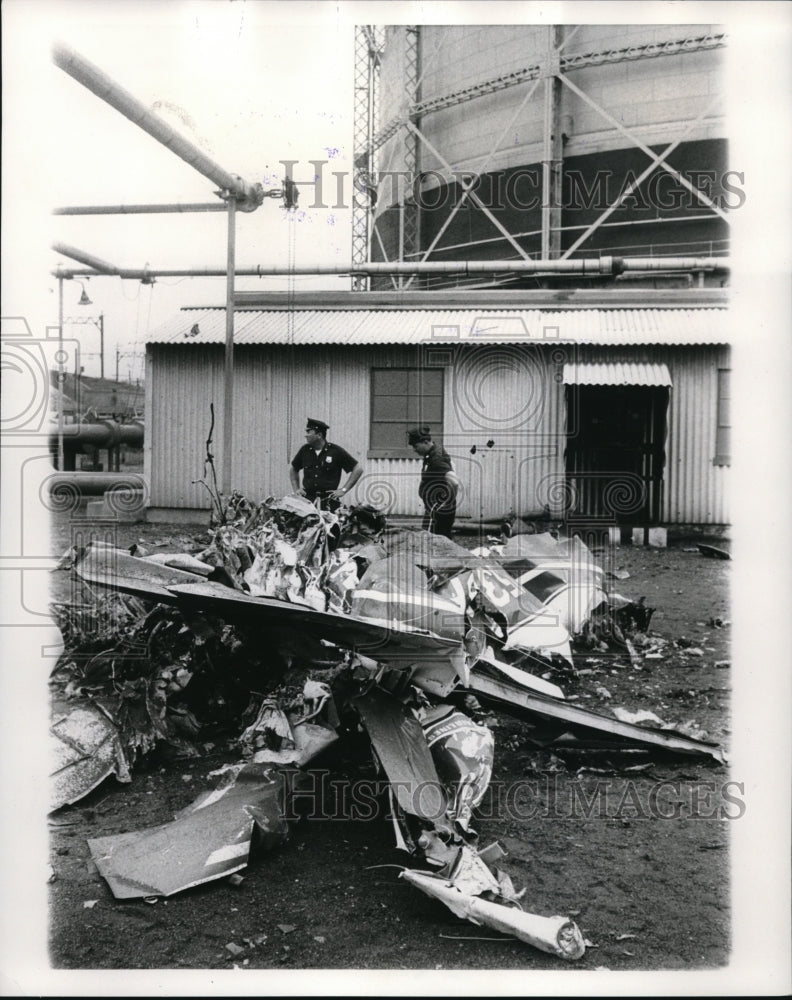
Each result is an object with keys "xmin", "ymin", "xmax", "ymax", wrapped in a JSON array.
[
  {"xmin": 563, "ymin": 362, "xmax": 673, "ymax": 386},
  {"xmin": 146, "ymin": 307, "xmax": 728, "ymax": 347}
]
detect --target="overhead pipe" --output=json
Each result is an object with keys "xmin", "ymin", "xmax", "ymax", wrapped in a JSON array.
[
  {"xmin": 50, "ymin": 420, "xmax": 144, "ymax": 449},
  {"xmin": 619, "ymin": 257, "xmax": 724, "ymax": 272},
  {"xmin": 51, "ymin": 256, "xmax": 731, "ymax": 280},
  {"xmin": 52, "ymin": 242, "xmax": 121, "ymax": 274},
  {"xmin": 52, "ymin": 42, "xmax": 264, "ymax": 212},
  {"xmin": 54, "ymin": 203, "xmax": 228, "ymax": 215},
  {"xmin": 47, "ymin": 472, "xmax": 145, "ymax": 497}
]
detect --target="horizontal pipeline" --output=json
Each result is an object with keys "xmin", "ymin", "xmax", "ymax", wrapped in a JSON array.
[
  {"xmin": 52, "ymin": 256, "xmax": 731, "ymax": 280},
  {"xmin": 54, "ymin": 203, "xmax": 228, "ymax": 216}
]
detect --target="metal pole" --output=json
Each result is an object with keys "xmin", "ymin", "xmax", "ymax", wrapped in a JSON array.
[
  {"xmin": 116, "ymin": 346, "xmax": 120, "ymax": 383},
  {"xmin": 57, "ymin": 276, "xmax": 65, "ymax": 471},
  {"xmin": 222, "ymin": 198, "xmax": 236, "ymax": 495},
  {"xmin": 98, "ymin": 313, "xmax": 105, "ymax": 379}
]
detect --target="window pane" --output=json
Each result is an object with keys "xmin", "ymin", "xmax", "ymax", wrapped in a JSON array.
[
  {"xmin": 420, "ymin": 396, "xmax": 443, "ymax": 423},
  {"xmin": 371, "ymin": 421, "xmax": 409, "ymax": 450},
  {"xmin": 373, "ymin": 395, "xmax": 409, "ymax": 421},
  {"xmin": 372, "ymin": 369, "xmax": 409, "ymax": 395},
  {"xmin": 370, "ymin": 367, "xmax": 444, "ymax": 452},
  {"xmin": 405, "ymin": 369, "xmax": 443, "ymax": 396}
]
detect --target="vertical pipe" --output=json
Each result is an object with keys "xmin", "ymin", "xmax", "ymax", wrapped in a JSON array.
[
  {"xmin": 398, "ymin": 202, "xmax": 405, "ymax": 288},
  {"xmin": 222, "ymin": 197, "xmax": 236, "ymax": 494},
  {"xmin": 57, "ymin": 276, "xmax": 65, "ymax": 471},
  {"xmin": 99, "ymin": 313, "xmax": 105, "ymax": 379}
]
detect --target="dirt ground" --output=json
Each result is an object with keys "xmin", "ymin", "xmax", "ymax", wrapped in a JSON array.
[{"xmin": 46, "ymin": 510, "xmax": 732, "ymax": 973}]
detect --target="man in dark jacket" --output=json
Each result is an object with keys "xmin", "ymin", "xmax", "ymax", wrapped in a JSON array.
[
  {"xmin": 408, "ymin": 425, "xmax": 459, "ymax": 538},
  {"xmin": 290, "ymin": 418, "xmax": 363, "ymax": 511}
]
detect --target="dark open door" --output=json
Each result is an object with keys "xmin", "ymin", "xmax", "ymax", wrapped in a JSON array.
[{"xmin": 565, "ymin": 385, "xmax": 668, "ymax": 524}]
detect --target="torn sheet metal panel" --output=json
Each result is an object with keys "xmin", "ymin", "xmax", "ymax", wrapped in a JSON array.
[
  {"xmin": 350, "ymin": 554, "xmax": 468, "ymax": 640},
  {"xmin": 467, "ymin": 663, "xmax": 725, "ymax": 763},
  {"xmin": 88, "ymin": 764, "xmax": 289, "ymax": 899},
  {"xmin": 167, "ymin": 580, "xmax": 462, "ymax": 663},
  {"xmin": 142, "ymin": 552, "xmax": 213, "ymax": 576},
  {"xmin": 74, "ymin": 547, "xmax": 202, "ymax": 601},
  {"xmin": 501, "ymin": 533, "xmax": 608, "ymax": 633},
  {"xmin": 354, "ymin": 688, "xmax": 448, "ymax": 823},
  {"xmin": 50, "ymin": 703, "xmax": 131, "ymax": 811},
  {"xmin": 420, "ymin": 705, "xmax": 494, "ymax": 830},
  {"xmin": 401, "ymin": 869, "xmax": 586, "ymax": 959},
  {"xmin": 474, "ymin": 652, "xmax": 565, "ymax": 700}
]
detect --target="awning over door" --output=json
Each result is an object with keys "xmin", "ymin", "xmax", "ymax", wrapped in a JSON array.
[{"xmin": 562, "ymin": 362, "xmax": 672, "ymax": 387}]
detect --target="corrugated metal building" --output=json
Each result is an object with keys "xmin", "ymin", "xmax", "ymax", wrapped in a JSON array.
[{"xmin": 145, "ymin": 289, "xmax": 730, "ymax": 527}]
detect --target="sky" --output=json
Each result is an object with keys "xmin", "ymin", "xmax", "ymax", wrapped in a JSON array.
[{"xmin": 4, "ymin": 0, "xmax": 358, "ymax": 381}]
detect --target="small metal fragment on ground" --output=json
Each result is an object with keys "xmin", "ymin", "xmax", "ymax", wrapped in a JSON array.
[
  {"xmin": 88, "ymin": 764, "xmax": 290, "ymax": 898},
  {"xmin": 697, "ymin": 543, "xmax": 730, "ymax": 560},
  {"xmin": 401, "ymin": 869, "xmax": 585, "ymax": 959},
  {"xmin": 439, "ymin": 934, "xmax": 512, "ymax": 941},
  {"xmin": 50, "ymin": 704, "xmax": 131, "ymax": 811}
]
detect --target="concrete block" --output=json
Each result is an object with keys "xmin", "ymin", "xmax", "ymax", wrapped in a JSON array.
[
  {"xmin": 631, "ymin": 526, "xmax": 668, "ymax": 548},
  {"xmin": 85, "ymin": 493, "xmax": 147, "ymax": 523},
  {"xmin": 608, "ymin": 526, "xmax": 622, "ymax": 546}
]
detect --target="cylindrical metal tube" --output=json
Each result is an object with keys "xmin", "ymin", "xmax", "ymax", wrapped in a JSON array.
[
  {"xmin": 52, "ymin": 242, "xmax": 120, "ymax": 274},
  {"xmin": 54, "ymin": 203, "xmax": 229, "ymax": 215},
  {"xmin": 50, "ymin": 422, "xmax": 144, "ymax": 448},
  {"xmin": 47, "ymin": 472, "xmax": 146, "ymax": 496},
  {"xmin": 52, "ymin": 42, "xmax": 263, "ymax": 211},
  {"xmin": 51, "ymin": 256, "xmax": 730, "ymax": 280}
]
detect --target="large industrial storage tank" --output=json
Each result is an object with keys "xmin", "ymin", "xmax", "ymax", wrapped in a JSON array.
[{"xmin": 369, "ymin": 24, "xmax": 728, "ymax": 286}]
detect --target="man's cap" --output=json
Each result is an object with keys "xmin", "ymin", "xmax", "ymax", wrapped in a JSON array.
[
  {"xmin": 407, "ymin": 425, "xmax": 432, "ymax": 446},
  {"xmin": 306, "ymin": 418, "xmax": 329, "ymax": 434}
]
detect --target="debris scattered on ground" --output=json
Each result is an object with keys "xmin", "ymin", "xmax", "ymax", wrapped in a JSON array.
[
  {"xmin": 88, "ymin": 764, "xmax": 291, "ymax": 899},
  {"xmin": 697, "ymin": 543, "xmax": 730, "ymax": 560},
  {"xmin": 50, "ymin": 491, "xmax": 727, "ymax": 957},
  {"xmin": 50, "ymin": 703, "xmax": 131, "ymax": 811}
]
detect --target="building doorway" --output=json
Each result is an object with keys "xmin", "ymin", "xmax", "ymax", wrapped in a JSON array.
[{"xmin": 565, "ymin": 384, "xmax": 669, "ymax": 524}]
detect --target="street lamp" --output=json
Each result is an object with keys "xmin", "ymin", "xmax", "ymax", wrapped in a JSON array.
[{"xmin": 76, "ymin": 278, "xmax": 92, "ymax": 306}]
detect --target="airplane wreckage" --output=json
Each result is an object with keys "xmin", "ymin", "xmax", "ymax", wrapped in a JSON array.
[{"xmin": 50, "ymin": 494, "xmax": 725, "ymax": 960}]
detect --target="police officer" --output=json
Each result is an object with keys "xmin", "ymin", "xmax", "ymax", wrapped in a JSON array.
[
  {"xmin": 408, "ymin": 425, "xmax": 459, "ymax": 538},
  {"xmin": 290, "ymin": 418, "xmax": 363, "ymax": 511}
]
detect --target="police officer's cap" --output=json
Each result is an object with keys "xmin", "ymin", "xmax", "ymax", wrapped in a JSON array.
[{"xmin": 306, "ymin": 418, "xmax": 329, "ymax": 434}]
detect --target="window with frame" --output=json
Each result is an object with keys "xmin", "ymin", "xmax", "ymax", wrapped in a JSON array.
[
  {"xmin": 369, "ymin": 367, "xmax": 444, "ymax": 457},
  {"xmin": 713, "ymin": 367, "xmax": 730, "ymax": 466}
]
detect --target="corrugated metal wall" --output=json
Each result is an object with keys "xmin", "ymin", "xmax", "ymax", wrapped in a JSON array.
[{"xmin": 146, "ymin": 341, "xmax": 729, "ymax": 524}]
